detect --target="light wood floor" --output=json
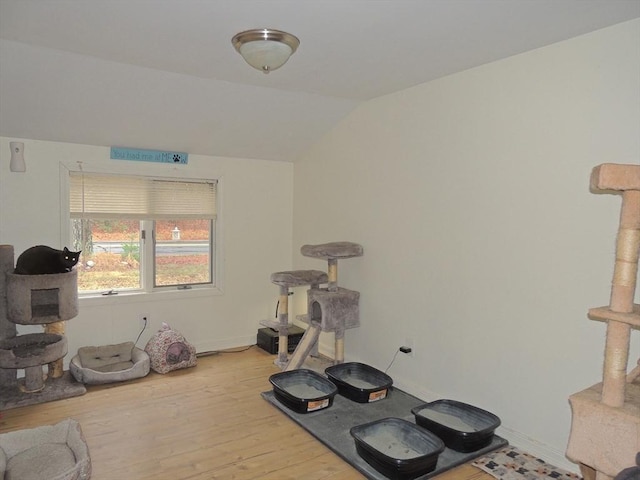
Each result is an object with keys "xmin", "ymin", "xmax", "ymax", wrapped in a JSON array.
[{"xmin": 0, "ymin": 347, "xmax": 494, "ymax": 480}]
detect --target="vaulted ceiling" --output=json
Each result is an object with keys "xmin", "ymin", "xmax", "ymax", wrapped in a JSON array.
[{"xmin": 1, "ymin": 0, "xmax": 638, "ymax": 161}]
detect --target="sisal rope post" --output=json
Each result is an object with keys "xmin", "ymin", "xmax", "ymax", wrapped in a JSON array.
[
  {"xmin": 334, "ymin": 331, "xmax": 345, "ymax": 364},
  {"xmin": 327, "ymin": 259, "xmax": 338, "ymax": 292},
  {"xmin": 277, "ymin": 286, "xmax": 289, "ymax": 366},
  {"xmin": 44, "ymin": 320, "xmax": 66, "ymax": 378},
  {"xmin": 610, "ymin": 191, "xmax": 640, "ymax": 311},
  {"xmin": 328, "ymin": 258, "xmax": 341, "ymax": 361},
  {"xmin": 601, "ymin": 190, "xmax": 639, "ymax": 407}
]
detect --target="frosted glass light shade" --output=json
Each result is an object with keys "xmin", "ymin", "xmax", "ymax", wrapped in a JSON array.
[
  {"xmin": 232, "ymin": 29, "xmax": 299, "ymax": 74},
  {"xmin": 239, "ymin": 40, "xmax": 293, "ymax": 72},
  {"xmin": 9, "ymin": 142, "xmax": 25, "ymax": 172}
]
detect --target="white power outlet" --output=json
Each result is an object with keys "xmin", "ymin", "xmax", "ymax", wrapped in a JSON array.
[{"xmin": 139, "ymin": 314, "xmax": 149, "ymax": 329}]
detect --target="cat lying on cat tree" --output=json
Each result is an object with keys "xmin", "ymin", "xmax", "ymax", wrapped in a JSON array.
[{"xmin": 14, "ymin": 245, "xmax": 81, "ymax": 275}]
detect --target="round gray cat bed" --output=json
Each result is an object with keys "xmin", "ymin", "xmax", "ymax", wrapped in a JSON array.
[
  {"xmin": 69, "ymin": 342, "xmax": 150, "ymax": 385},
  {"xmin": 0, "ymin": 418, "xmax": 91, "ymax": 480}
]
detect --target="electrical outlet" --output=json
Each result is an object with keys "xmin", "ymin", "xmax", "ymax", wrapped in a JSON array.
[
  {"xmin": 403, "ymin": 337, "xmax": 414, "ymax": 357},
  {"xmin": 139, "ymin": 314, "xmax": 149, "ymax": 329}
]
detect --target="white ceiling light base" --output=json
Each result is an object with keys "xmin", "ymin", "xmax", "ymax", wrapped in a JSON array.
[{"xmin": 232, "ymin": 29, "xmax": 300, "ymax": 74}]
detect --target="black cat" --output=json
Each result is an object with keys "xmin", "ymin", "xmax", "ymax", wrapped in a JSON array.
[{"xmin": 14, "ymin": 246, "xmax": 81, "ymax": 275}]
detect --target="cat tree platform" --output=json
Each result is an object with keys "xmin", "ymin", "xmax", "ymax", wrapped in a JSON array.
[
  {"xmin": 567, "ymin": 379, "xmax": 640, "ymax": 479},
  {"xmin": 301, "ymin": 241, "xmax": 363, "ymax": 292}
]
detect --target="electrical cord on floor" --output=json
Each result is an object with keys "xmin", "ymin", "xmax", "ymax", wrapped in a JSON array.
[
  {"xmin": 134, "ymin": 316, "xmax": 148, "ymax": 347},
  {"xmin": 219, "ymin": 345, "xmax": 255, "ymax": 354},
  {"xmin": 196, "ymin": 344, "xmax": 255, "ymax": 357}
]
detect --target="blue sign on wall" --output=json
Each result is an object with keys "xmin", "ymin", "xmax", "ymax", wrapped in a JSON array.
[{"xmin": 111, "ymin": 147, "xmax": 188, "ymax": 164}]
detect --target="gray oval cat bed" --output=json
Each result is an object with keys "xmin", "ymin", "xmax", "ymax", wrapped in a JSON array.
[
  {"xmin": 0, "ymin": 418, "xmax": 91, "ymax": 480},
  {"xmin": 69, "ymin": 341, "xmax": 150, "ymax": 385}
]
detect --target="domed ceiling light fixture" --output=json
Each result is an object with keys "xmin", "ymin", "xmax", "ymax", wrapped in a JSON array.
[{"xmin": 232, "ymin": 28, "xmax": 300, "ymax": 74}]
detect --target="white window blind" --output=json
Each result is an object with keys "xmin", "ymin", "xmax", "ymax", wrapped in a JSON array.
[{"xmin": 70, "ymin": 172, "xmax": 217, "ymax": 220}]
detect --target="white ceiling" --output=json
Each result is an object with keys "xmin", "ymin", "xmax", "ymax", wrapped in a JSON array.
[{"xmin": 1, "ymin": 0, "xmax": 639, "ymax": 162}]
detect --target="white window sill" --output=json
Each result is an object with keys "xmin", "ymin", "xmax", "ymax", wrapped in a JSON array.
[{"xmin": 78, "ymin": 285, "xmax": 222, "ymax": 307}]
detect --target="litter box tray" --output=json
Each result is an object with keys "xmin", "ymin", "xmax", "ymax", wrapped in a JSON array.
[
  {"xmin": 325, "ymin": 362, "xmax": 393, "ymax": 403},
  {"xmin": 269, "ymin": 369, "xmax": 337, "ymax": 414},
  {"xmin": 350, "ymin": 417, "xmax": 445, "ymax": 480},
  {"xmin": 411, "ymin": 399, "xmax": 500, "ymax": 452}
]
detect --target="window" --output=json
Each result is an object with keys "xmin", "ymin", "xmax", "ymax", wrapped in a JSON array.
[{"xmin": 69, "ymin": 171, "xmax": 217, "ymax": 294}]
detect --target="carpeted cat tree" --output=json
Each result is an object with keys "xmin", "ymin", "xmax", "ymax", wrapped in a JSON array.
[
  {"xmin": 566, "ymin": 164, "xmax": 640, "ymax": 480},
  {"xmin": 0, "ymin": 244, "xmax": 86, "ymax": 410},
  {"xmin": 264, "ymin": 241, "xmax": 363, "ymax": 371}
]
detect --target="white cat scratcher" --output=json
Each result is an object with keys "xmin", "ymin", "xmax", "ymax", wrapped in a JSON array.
[{"xmin": 566, "ymin": 164, "xmax": 640, "ymax": 480}]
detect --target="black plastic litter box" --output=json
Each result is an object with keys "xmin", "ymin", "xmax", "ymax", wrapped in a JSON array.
[
  {"xmin": 411, "ymin": 399, "xmax": 500, "ymax": 452},
  {"xmin": 325, "ymin": 362, "xmax": 393, "ymax": 403},
  {"xmin": 269, "ymin": 369, "xmax": 338, "ymax": 414},
  {"xmin": 350, "ymin": 417, "xmax": 445, "ymax": 480}
]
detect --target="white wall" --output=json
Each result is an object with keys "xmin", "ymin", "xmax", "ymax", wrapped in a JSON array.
[
  {"xmin": 292, "ymin": 20, "xmax": 640, "ymax": 470},
  {"xmin": 0, "ymin": 138, "xmax": 293, "ymax": 361}
]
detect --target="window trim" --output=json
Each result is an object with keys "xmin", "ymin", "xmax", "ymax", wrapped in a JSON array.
[{"xmin": 59, "ymin": 161, "xmax": 224, "ymax": 300}]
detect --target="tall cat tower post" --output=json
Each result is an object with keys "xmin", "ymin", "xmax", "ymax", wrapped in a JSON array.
[{"xmin": 566, "ymin": 164, "xmax": 640, "ymax": 480}]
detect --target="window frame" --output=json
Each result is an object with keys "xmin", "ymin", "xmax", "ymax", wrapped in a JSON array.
[
  {"xmin": 149, "ymin": 218, "xmax": 215, "ymax": 289},
  {"xmin": 60, "ymin": 161, "xmax": 223, "ymax": 301}
]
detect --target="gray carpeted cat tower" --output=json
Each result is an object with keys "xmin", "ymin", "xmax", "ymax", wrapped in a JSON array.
[
  {"xmin": 264, "ymin": 241, "xmax": 363, "ymax": 370},
  {"xmin": 0, "ymin": 244, "xmax": 86, "ymax": 410}
]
